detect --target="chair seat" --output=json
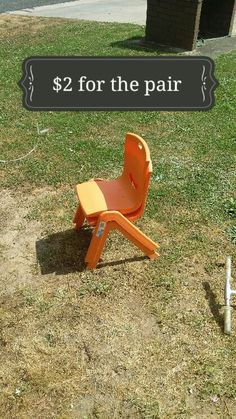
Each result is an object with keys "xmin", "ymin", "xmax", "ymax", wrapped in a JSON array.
[{"xmin": 76, "ymin": 177, "xmax": 139, "ymax": 217}]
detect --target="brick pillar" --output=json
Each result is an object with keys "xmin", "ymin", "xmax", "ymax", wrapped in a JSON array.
[
  {"xmin": 230, "ymin": 8, "xmax": 236, "ymax": 35},
  {"xmin": 145, "ymin": 0, "xmax": 203, "ymax": 51},
  {"xmin": 199, "ymin": 0, "xmax": 236, "ymax": 37}
]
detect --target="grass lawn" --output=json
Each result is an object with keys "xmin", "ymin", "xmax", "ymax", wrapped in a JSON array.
[{"xmin": 0, "ymin": 14, "xmax": 236, "ymax": 418}]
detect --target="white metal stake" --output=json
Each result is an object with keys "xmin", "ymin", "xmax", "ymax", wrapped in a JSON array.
[{"xmin": 224, "ymin": 256, "xmax": 235, "ymax": 335}]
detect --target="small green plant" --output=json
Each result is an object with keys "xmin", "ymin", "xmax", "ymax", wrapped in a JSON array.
[
  {"xmin": 37, "ymin": 298, "xmax": 53, "ymax": 313},
  {"xmin": 24, "ymin": 295, "xmax": 35, "ymax": 307},
  {"xmin": 45, "ymin": 332, "xmax": 56, "ymax": 347},
  {"xmin": 224, "ymin": 198, "xmax": 236, "ymax": 218},
  {"xmin": 228, "ymin": 225, "xmax": 236, "ymax": 244},
  {"xmin": 78, "ymin": 281, "xmax": 111, "ymax": 297},
  {"xmin": 127, "ymin": 396, "xmax": 160, "ymax": 418}
]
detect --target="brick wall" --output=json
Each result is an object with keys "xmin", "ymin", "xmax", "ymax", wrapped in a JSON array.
[
  {"xmin": 145, "ymin": 0, "xmax": 203, "ymax": 50},
  {"xmin": 145, "ymin": 0, "xmax": 236, "ymax": 51},
  {"xmin": 199, "ymin": 0, "xmax": 236, "ymax": 37}
]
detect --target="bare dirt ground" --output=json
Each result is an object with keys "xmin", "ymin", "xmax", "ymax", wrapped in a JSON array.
[
  {"xmin": 0, "ymin": 189, "xmax": 45, "ymax": 295},
  {"xmin": 0, "ymin": 187, "xmax": 236, "ymax": 418}
]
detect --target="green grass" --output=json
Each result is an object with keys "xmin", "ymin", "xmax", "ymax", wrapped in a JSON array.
[
  {"xmin": 0, "ymin": 19, "xmax": 235, "ymax": 228},
  {"xmin": 0, "ymin": 15, "xmax": 236, "ymax": 419}
]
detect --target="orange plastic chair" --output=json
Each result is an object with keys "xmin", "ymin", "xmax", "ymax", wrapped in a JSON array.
[{"xmin": 73, "ymin": 133, "xmax": 160, "ymax": 269}]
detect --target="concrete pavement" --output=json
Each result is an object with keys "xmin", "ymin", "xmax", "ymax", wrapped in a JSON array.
[{"xmin": 6, "ymin": 0, "xmax": 147, "ymax": 25}]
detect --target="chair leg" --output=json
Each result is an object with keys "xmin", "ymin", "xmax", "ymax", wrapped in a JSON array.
[
  {"xmin": 73, "ymin": 205, "xmax": 85, "ymax": 230},
  {"xmin": 85, "ymin": 220, "xmax": 111, "ymax": 269},
  {"xmin": 101, "ymin": 211, "xmax": 159, "ymax": 259},
  {"xmin": 85, "ymin": 211, "xmax": 160, "ymax": 269},
  {"xmin": 110, "ymin": 219, "xmax": 159, "ymax": 259}
]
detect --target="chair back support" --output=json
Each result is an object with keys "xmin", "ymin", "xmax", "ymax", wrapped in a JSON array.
[{"xmin": 122, "ymin": 133, "xmax": 152, "ymax": 216}]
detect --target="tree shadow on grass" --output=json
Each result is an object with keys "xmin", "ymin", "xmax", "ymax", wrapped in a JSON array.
[
  {"xmin": 110, "ymin": 36, "xmax": 183, "ymax": 54},
  {"xmin": 36, "ymin": 228, "xmax": 147, "ymax": 274}
]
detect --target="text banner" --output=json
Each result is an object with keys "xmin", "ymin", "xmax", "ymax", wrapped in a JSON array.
[{"xmin": 19, "ymin": 56, "xmax": 218, "ymax": 111}]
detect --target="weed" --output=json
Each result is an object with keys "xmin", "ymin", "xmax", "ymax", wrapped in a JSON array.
[
  {"xmin": 127, "ymin": 396, "xmax": 160, "ymax": 419},
  {"xmin": 24, "ymin": 295, "xmax": 35, "ymax": 306},
  {"xmin": 224, "ymin": 197, "xmax": 236, "ymax": 218},
  {"xmin": 45, "ymin": 332, "xmax": 56, "ymax": 346},
  {"xmin": 228, "ymin": 225, "xmax": 236, "ymax": 244},
  {"xmin": 78, "ymin": 281, "xmax": 111, "ymax": 297}
]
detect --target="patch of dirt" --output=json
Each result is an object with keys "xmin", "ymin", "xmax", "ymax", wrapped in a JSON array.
[{"xmin": 0, "ymin": 188, "xmax": 54, "ymax": 294}]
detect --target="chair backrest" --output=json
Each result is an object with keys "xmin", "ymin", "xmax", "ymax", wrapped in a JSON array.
[{"xmin": 122, "ymin": 133, "xmax": 152, "ymax": 218}]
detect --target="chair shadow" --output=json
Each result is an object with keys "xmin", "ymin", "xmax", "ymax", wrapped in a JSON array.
[
  {"xmin": 110, "ymin": 37, "xmax": 183, "ymax": 53},
  {"xmin": 36, "ymin": 227, "xmax": 92, "ymax": 274},
  {"xmin": 36, "ymin": 228, "xmax": 148, "ymax": 274},
  {"xmin": 97, "ymin": 255, "xmax": 148, "ymax": 269},
  {"xmin": 202, "ymin": 282, "xmax": 224, "ymax": 333}
]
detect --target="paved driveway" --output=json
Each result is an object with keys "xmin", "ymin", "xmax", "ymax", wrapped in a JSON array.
[{"xmin": 6, "ymin": 0, "xmax": 147, "ymax": 25}]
